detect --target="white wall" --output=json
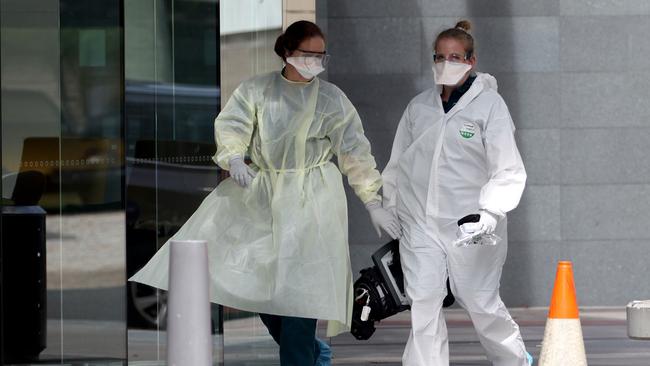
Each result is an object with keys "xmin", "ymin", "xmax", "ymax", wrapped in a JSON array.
[{"xmin": 320, "ymin": 0, "xmax": 650, "ymax": 307}]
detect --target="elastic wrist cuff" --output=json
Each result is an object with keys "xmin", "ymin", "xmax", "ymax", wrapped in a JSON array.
[
  {"xmin": 365, "ymin": 200, "xmax": 382, "ymax": 210},
  {"xmin": 229, "ymin": 155, "xmax": 243, "ymax": 163}
]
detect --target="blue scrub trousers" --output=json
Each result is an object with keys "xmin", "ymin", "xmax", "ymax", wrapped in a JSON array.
[{"xmin": 259, "ymin": 313, "xmax": 331, "ymax": 366}]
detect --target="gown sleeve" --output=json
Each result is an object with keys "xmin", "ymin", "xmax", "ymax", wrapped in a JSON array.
[
  {"xmin": 327, "ymin": 90, "xmax": 382, "ymax": 204},
  {"xmin": 212, "ymin": 81, "xmax": 256, "ymax": 170}
]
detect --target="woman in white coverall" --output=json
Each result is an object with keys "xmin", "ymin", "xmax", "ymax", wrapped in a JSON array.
[
  {"xmin": 130, "ymin": 21, "xmax": 400, "ymax": 366},
  {"xmin": 382, "ymin": 20, "xmax": 532, "ymax": 366}
]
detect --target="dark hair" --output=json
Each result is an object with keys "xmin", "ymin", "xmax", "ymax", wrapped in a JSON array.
[
  {"xmin": 274, "ymin": 20, "xmax": 325, "ymax": 61},
  {"xmin": 434, "ymin": 20, "xmax": 475, "ymax": 58}
]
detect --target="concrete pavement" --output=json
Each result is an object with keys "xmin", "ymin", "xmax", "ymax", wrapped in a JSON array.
[
  {"xmin": 221, "ymin": 307, "xmax": 650, "ymax": 365},
  {"xmin": 29, "ymin": 307, "xmax": 650, "ymax": 365}
]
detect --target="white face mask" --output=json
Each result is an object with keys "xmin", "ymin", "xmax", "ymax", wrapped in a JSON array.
[
  {"xmin": 432, "ymin": 61, "xmax": 472, "ymax": 86},
  {"xmin": 286, "ymin": 56, "xmax": 325, "ymax": 79}
]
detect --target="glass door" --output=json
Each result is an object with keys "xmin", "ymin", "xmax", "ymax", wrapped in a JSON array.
[
  {"xmin": 1, "ymin": 0, "xmax": 221, "ymax": 364},
  {"xmin": 123, "ymin": 0, "xmax": 222, "ymax": 364},
  {"xmin": 1, "ymin": 0, "xmax": 126, "ymax": 364}
]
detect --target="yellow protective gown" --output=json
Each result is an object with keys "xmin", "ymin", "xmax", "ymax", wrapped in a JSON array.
[{"xmin": 129, "ymin": 71, "xmax": 382, "ymax": 336}]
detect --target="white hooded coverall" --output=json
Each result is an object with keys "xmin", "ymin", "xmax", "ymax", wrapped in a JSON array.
[
  {"xmin": 382, "ymin": 73, "xmax": 528, "ymax": 365},
  {"xmin": 130, "ymin": 71, "xmax": 383, "ymax": 336}
]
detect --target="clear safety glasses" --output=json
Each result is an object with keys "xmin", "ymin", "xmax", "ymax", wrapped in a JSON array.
[
  {"xmin": 432, "ymin": 52, "xmax": 470, "ymax": 64},
  {"xmin": 295, "ymin": 49, "xmax": 331, "ymax": 66}
]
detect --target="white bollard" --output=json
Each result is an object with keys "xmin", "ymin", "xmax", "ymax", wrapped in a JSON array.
[
  {"xmin": 167, "ymin": 240, "xmax": 212, "ymax": 366},
  {"xmin": 627, "ymin": 300, "xmax": 650, "ymax": 340}
]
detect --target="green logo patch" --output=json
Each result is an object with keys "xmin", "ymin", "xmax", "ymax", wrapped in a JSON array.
[
  {"xmin": 459, "ymin": 122, "xmax": 477, "ymax": 139},
  {"xmin": 460, "ymin": 130, "xmax": 474, "ymax": 138}
]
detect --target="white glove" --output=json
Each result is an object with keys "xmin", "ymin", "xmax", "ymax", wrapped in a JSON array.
[
  {"xmin": 477, "ymin": 209, "xmax": 498, "ymax": 234},
  {"xmin": 454, "ymin": 223, "xmax": 486, "ymax": 247},
  {"xmin": 365, "ymin": 201, "xmax": 401, "ymax": 239},
  {"xmin": 228, "ymin": 155, "xmax": 256, "ymax": 188}
]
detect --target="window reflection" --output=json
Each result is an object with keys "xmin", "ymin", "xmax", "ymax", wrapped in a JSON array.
[
  {"xmin": 2, "ymin": 0, "xmax": 281, "ymax": 363},
  {"xmin": 1, "ymin": 0, "xmax": 126, "ymax": 363},
  {"xmin": 124, "ymin": 0, "xmax": 222, "ymax": 363}
]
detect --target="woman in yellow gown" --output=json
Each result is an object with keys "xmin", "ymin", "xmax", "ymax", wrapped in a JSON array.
[{"xmin": 130, "ymin": 20, "xmax": 400, "ymax": 365}]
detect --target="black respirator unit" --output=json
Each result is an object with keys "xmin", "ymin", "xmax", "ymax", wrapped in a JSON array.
[{"xmin": 351, "ymin": 240, "xmax": 455, "ymax": 340}]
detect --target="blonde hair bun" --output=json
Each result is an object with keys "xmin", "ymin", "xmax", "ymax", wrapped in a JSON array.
[{"xmin": 455, "ymin": 20, "xmax": 472, "ymax": 33}]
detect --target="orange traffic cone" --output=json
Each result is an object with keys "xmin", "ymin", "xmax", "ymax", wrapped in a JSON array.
[{"xmin": 539, "ymin": 261, "xmax": 588, "ymax": 365}]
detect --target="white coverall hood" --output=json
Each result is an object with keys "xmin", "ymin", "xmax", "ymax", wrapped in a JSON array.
[{"xmin": 476, "ymin": 72, "xmax": 498, "ymax": 91}]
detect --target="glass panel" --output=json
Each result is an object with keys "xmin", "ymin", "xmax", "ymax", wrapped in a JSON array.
[
  {"xmin": 124, "ymin": 0, "xmax": 222, "ymax": 363},
  {"xmin": 220, "ymin": 0, "xmax": 283, "ymax": 102},
  {"xmin": 218, "ymin": 0, "xmax": 283, "ymax": 364},
  {"xmin": 1, "ymin": 3, "xmax": 64, "ymax": 363},
  {"xmin": 1, "ymin": 0, "xmax": 126, "ymax": 364},
  {"xmin": 58, "ymin": 0, "xmax": 125, "ymax": 362}
]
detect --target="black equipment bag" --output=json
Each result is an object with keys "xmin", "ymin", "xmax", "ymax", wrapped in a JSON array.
[{"xmin": 351, "ymin": 240, "xmax": 455, "ymax": 340}]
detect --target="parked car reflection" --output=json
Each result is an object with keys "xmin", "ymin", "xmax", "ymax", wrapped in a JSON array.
[{"xmin": 125, "ymin": 81, "xmax": 223, "ymax": 328}]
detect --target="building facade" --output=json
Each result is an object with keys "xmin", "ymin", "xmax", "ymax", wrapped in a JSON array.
[{"xmin": 2, "ymin": 0, "xmax": 650, "ymax": 364}]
